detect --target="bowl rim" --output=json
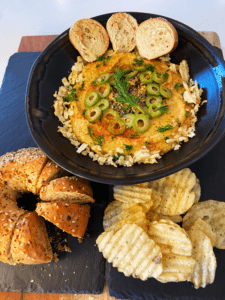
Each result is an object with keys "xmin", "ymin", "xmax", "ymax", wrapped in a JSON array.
[{"xmin": 26, "ymin": 12, "xmax": 225, "ymax": 185}]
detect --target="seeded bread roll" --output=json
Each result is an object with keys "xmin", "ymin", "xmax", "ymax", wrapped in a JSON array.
[
  {"xmin": 69, "ymin": 18, "xmax": 109, "ymax": 62},
  {"xmin": 0, "ymin": 148, "xmax": 48, "ymax": 194},
  {"xmin": 106, "ymin": 12, "xmax": 138, "ymax": 53},
  {"xmin": 36, "ymin": 160, "xmax": 69, "ymax": 193},
  {"xmin": 136, "ymin": 17, "xmax": 178, "ymax": 60},
  {"xmin": 11, "ymin": 211, "xmax": 53, "ymax": 265},
  {"xmin": 39, "ymin": 176, "xmax": 94, "ymax": 203},
  {"xmin": 36, "ymin": 202, "xmax": 90, "ymax": 238}
]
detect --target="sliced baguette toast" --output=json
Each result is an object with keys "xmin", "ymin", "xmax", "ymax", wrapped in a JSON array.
[
  {"xmin": 106, "ymin": 12, "xmax": 138, "ymax": 53},
  {"xmin": 136, "ymin": 17, "xmax": 178, "ymax": 60},
  {"xmin": 69, "ymin": 18, "xmax": 109, "ymax": 62}
]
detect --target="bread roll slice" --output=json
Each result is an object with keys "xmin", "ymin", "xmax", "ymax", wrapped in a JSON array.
[
  {"xmin": 0, "ymin": 148, "xmax": 48, "ymax": 194},
  {"xmin": 0, "ymin": 182, "xmax": 25, "ymax": 265},
  {"xmin": 106, "ymin": 12, "xmax": 138, "ymax": 53},
  {"xmin": 136, "ymin": 17, "xmax": 178, "ymax": 60},
  {"xmin": 39, "ymin": 176, "xmax": 94, "ymax": 203},
  {"xmin": 36, "ymin": 160, "xmax": 69, "ymax": 193},
  {"xmin": 11, "ymin": 211, "xmax": 53, "ymax": 264},
  {"xmin": 69, "ymin": 18, "xmax": 109, "ymax": 62},
  {"xmin": 36, "ymin": 202, "xmax": 90, "ymax": 238}
]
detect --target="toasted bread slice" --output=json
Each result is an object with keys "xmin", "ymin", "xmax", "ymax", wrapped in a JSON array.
[
  {"xmin": 11, "ymin": 211, "xmax": 53, "ymax": 264},
  {"xmin": 106, "ymin": 12, "xmax": 138, "ymax": 53},
  {"xmin": 39, "ymin": 176, "xmax": 94, "ymax": 203},
  {"xmin": 69, "ymin": 18, "xmax": 109, "ymax": 62},
  {"xmin": 136, "ymin": 17, "xmax": 178, "ymax": 60},
  {"xmin": 36, "ymin": 202, "xmax": 90, "ymax": 238}
]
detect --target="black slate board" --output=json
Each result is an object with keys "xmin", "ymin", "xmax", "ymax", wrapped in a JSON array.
[{"xmin": 0, "ymin": 52, "xmax": 106, "ymax": 294}]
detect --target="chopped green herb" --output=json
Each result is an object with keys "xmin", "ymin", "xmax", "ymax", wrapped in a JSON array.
[
  {"xmin": 174, "ymin": 83, "xmax": 183, "ymax": 89},
  {"xmin": 78, "ymin": 81, "xmax": 85, "ymax": 90},
  {"xmin": 145, "ymin": 141, "xmax": 151, "ymax": 145},
  {"xmin": 176, "ymin": 118, "xmax": 181, "ymax": 127},
  {"xmin": 157, "ymin": 105, "xmax": 169, "ymax": 114},
  {"xmin": 113, "ymin": 153, "xmax": 125, "ymax": 161},
  {"xmin": 186, "ymin": 102, "xmax": 191, "ymax": 106},
  {"xmin": 111, "ymin": 136, "xmax": 116, "ymax": 140},
  {"xmin": 157, "ymin": 124, "xmax": 173, "ymax": 133},
  {"xmin": 83, "ymin": 109, "xmax": 87, "ymax": 115},
  {"xmin": 114, "ymin": 70, "xmax": 145, "ymax": 114},
  {"xmin": 91, "ymin": 80, "xmax": 97, "ymax": 85},
  {"xmin": 63, "ymin": 89, "xmax": 77, "ymax": 102},
  {"xmin": 70, "ymin": 83, "xmax": 76, "ymax": 87},
  {"xmin": 145, "ymin": 64, "xmax": 155, "ymax": 72},
  {"xmin": 96, "ymin": 64, "xmax": 100, "ymax": 68},
  {"xmin": 96, "ymin": 55, "xmax": 111, "ymax": 65},
  {"xmin": 87, "ymin": 125, "xmax": 104, "ymax": 146},
  {"xmin": 164, "ymin": 136, "xmax": 169, "ymax": 140},
  {"xmin": 185, "ymin": 111, "xmax": 189, "ymax": 118},
  {"xmin": 128, "ymin": 133, "xmax": 139, "ymax": 138},
  {"xmin": 163, "ymin": 72, "xmax": 169, "ymax": 81},
  {"xmin": 124, "ymin": 144, "xmax": 133, "ymax": 155},
  {"xmin": 133, "ymin": 58, "xmax": 143, "ymax": 66}
]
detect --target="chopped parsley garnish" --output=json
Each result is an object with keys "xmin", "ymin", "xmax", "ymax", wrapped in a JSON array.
[
  {"xmin": 83, "ymin": 108, "xmax": 87, "ymax": 115},
  {"xmin": 111, "ymin": 136, "xmax": 116, "ymax": 140},
  {"xmin": 87, "ymin": 125, "xmax": 104, "ymax": 146},
  {"xmin": 174, "ymin": 83, "xmax": 183, "ymax": 89},
  {"xmin": 157, "ymin": 105, "xmax": 169, "ymax": 114},
  {"xmin": 63, "ymin": 89, "xmax": 77, "ymax": 102},
  {"xmin": 145, "ymin": 141, "xmax": 151, "ymax": 145},
  {"xmin": 185, "ymin": 111, "xmax": 189, "ymax": 118},
  {"xmin": 113, "ymin": 153, "xmax": 125, "ymax": 161},
  {"xmin": 175, "ymin": 118, "xmax": 181, "ymax": 127},
  {"xmin": 157, "ymin": 124, "xmax": 173, "ymax": 133},
  {"xmin": 128, "ymin": 133, "xmax": 139, "ymax": 138},
  {"xmin": 164, "ymin": 136, "xmax": 169, "ymax": 140},
  {"xmin": 114, "ymin": 70, "xmax": 145, "ymax": 114},
  {"xmin": 96, "ymin": 55, "xmax": 111, "ymax": 66},
  {"xmin": 163, "ymin": 72, "xmax": 169, "ymax": 81},
  {"xmin": 124, "ymin": 144, "xmax": 133, "ymax": 154},
  {"xmin": 78, "ymin": 81, "xmax": 85, "ymax": 90},
  {"xmin": 133, "ymin": 58, "xmax": 143, "ymax": 66},
  {"xmin": 145, "ymin": 64, "xmax": 155, "ymax": 72},
  {"xmin": 186, "ymin": 102, "xmax": 191, "ymax": 106},
  {"xmin": 91, "ymin": 80, "xmax": 97, "ymax": 85},
  {"xmin": 96, "ymin": 64, "xmax": 100, "ymax": 68}
]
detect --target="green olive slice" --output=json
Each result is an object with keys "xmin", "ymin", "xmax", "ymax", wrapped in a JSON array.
[
  {"xmin": 139, "ymin": 71, "xmax": 153, "ymax": 84},
  {"xmin": 97, "ymin": 83, "xmax": 111, "ymax": 98},
  {"xmin": 108, "ymin": 119, "xmax": 126, "ymax": 135},
  {"xmin": 133, "ymin": 114, "xmax": 150, "ymax": 133},
  {"xmin": 125, "ymin": 70, "xmax": 138, "ymax": 79},
  {"xmin": 85, "ymin": 106, "xmax": 102, "ymax": 123},
  {"xmin": 96, "ymin": 99, "xmax": 110, "ymax": 112},
  {"xmin": 122, "ymin": 114, "xmax": 135, "ymax": 128},
  {"xmin": 103, "ymin": 108, "xmax": 120, "ymax": 121},
  {"xmin": 148, "ymin": 102, "xmax": 163, "ymax": 118},
  {"xmin": 134, "ymin": 65, "xmax": 147, "ymax": 71},
  {"xmin": 108, "ymin": 74, "xmax": 115, "ymax": 85},
  {"xmin": 145, "ymin": 95, "xmax": 162, "ymax": 107},
  {"xmin": 84, "ymin": 91, "xmax": 100, "ymax": 107},
  {"xmin": 96, "ymin": 73, "xmax": 110, "ymax": 85},
  {"xmin": 152, "ymin": 71, "xmax": 165, "ymax": 83},
  {"xmin": 160, "ymin": 85, "xmax": 172, "ymax": 98},
  {"xmin": 146, "ymin": 83, "xmax": 161, "ymax": 96},
  {"xmin": 135, "ymin": 106, "xmax": 149, "ymax": 116}
]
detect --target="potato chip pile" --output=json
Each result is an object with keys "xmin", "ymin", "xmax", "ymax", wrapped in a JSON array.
[{"xmin": 96, "ymin": 168, "xmax": 224, "ymax": 289}]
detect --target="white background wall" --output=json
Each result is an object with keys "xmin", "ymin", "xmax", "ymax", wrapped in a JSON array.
[{"xmin": 0, "ymin": 0, "xmax": 225, "ymax": 88}]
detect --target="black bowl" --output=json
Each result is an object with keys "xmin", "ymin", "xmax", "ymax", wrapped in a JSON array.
[{"xmin": 26, "ymin": 12, "xmax": 225, "ymax": 185}]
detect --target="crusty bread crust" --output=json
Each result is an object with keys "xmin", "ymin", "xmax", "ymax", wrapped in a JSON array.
[
  {"xmin": 106, "ymin": 12, "xmax": 138, "ymax": 53},
  {"xmin": 36, "ymin": 160, "xmax": 69, "ymax": 193},
  {"xmin": 69, "ymin": 18, "xmax": 109, "ymax": 62},
  {"xmin": 11, "ymin": 212, "xmax": 53, "ymax": 264},
  {"xmin": 0, "ymin": 148, "xmax": 48, "ymax": 194},
  {"xmin": 39, "ymin": 176, "xmax": 94, "ymax": 203},
  {"xmin": 136, "ymin": 17, "xmax": 178, "ymax": 60},
  {"xmin": 36, "ymin": 202, "xmax": 90, "ymax": 238}
]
